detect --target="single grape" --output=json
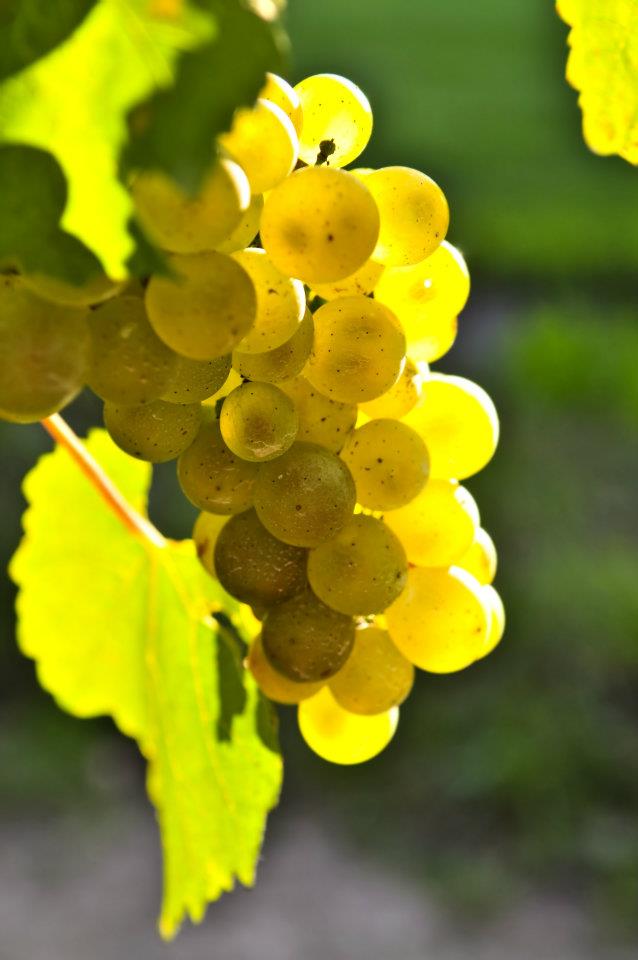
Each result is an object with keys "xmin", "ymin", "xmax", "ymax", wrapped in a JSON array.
[
  {"xmin": 214, "ymin": 509, "xmax": 307, "ymax": 607},
  {"xmin": 161, "ymin": 354, "xmax": 231, "ymax": 404},
  {"xmin": 386, "ymin": 566, "xmax": 490, "ymax": 673},
  {"xmin": 21, "ymin": 270, "xmax": 122, "ymax": 307},
  {"xmin": 233, "ymin": 308, "xmax": 313, "ymax": 383},
  {"xmin": 298, "ymin": 687, "xmax": 398, "ymax": 765},
  {"xmin": 260, "ymin": 166, "xmax": 380, "ymax": 284},
  {"xmin": 203, "ymin": 367, "xmax": 243, "ymax": 410},
  {"xmin": 276, "ymin": 376, "xmax": 357, "ymax": 452},
  {"xmin": 220, "ymin": 382, "xmax": 298, "ymax": 461},
  {"xmin": 312, "ymin": 257, "xmax": 384, "ymax": 300},
  {"xmin": 104, "ymin": 399, "xmax": 201, "ymax": 462},
  {"xmin": 407, "ymin": 315, "xmax": 458, "ymax": 365},
  {"xmin": 219, "ymin": 98, "xmax": 299, "ymax": 194},
  {"xmin": 359, "ymin": 358, "xmax": 424, "ymax": 420},
  {"xmin": 192, "ymin": 511, "xmax": 228, "ymax": 578},
  {"xmin": 131, "ymin": 159, "xmax": 251, "ymax": 253},
  {"xmin": 329, "ymin": 624, "xmax": 414, "ymax": 715},
  {"xmin": 340, "ymin": 418, "xmax": 429, "ymax": 511},
  {"xmin": 254, "ymin": 442, "xmax": 356, "ymax": 547},
  {"xmin": 262, "ymin": 591, "xmax": 354, "ymax": 682},
  {"xmin": 260, "ymin": 73, "xmax": 303, "ymax": 133},
  {"xmin": 480, "ymin": 584, "xmax": 505, "ymax": 657},
  {"xmin": 307, "ymin": 514, "xmax": 407, "ymax": 616},
  {"xmin": 145, "ymin": 251, "xmax": 256, "ymax": 360},
  {"xmin": 305, "ymin": 296, "xmax": 405, "ymax": 404},
  {"xmin": 247, "ymin": 635, "xmax": 323, "ymax": 705},
  {"xmin": 366, "ymin": 166, "xmax": 449, "ymax": 267},
  {"xmin": 383, "ymin": 479, "xmax": 477, "ymax": 567},
  {"xmin": 231, "ymin": 248, "xmax": 305, "ymax": 353},
  {"xmin": 294, "ymin": 74, "xmax": 372, "ymax": 167},
  {"xmin": 177, "ymin": 418, "xmax": 258, "ymax": 514},
  {"xmin": 456, "ymin": 528, "xmax": 498, "ymax": 585},
  {"xmin": 0, "ymin": 275, "xmax": 89, "ymax": 422},
  {"xmin": 404, "ymin": 373, "xmax": 499, "ymax": 480},
  {"xmin": 215, "ymin": 194, "xmax": 263, "ymax": 254}
]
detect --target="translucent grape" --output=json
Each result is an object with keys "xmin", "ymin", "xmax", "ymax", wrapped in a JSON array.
[
  {"xmin": 329, "ymin": 625, "xmax": 414, "ymax": 715},
  {"xmin": 375, "ymin": 240, "xmax": 469, "ymax": 328},
  {"xmin": 87, "ymin": 295, "xmax": 175, "ymax": 405},
  {"xmin": 298, "ymin": 687, "xmax": 398, "ymax": 765},
  {"xmin": 294, "ymin": 73, "xmax": 372, "ymax": 167},
  {"xmin": 161, "ymin": 354, "xmax": 231, "ymax": 404},
  {"xmin": 340, "ymin": 419, "xmax": 429, "ymax": 511},
  {"xmin": 131, "ymin": 159, "xmax": 250, "ymax": 253},
  {"xmin": 220, "ymin": 382, "xmax": 298, "ymax": 461},
  {"xmin": 261, "ymin": 591, "xmax": 354, "ymax": 681},
  {"xmin": 305, "ymin": 296, "xmax": 406, "ymax": 404},
  {"xmin": 177, "ymin": 418, "xmax": 258, "ymax": 514},
  {"xmin": 0, "ymin": 275, "xmax": 89, "ymax": 422},
  {"xmin": 103, "ymin": 399, "xmax": 201, "ymax": 462},
  {"xmin": 247, "ymin": 635, "xmax": 323, "ymax": 705},
  {"xmin": 260, "ymin": 166, "xmax": 380, "ymax": 284},
  {"xmin": 260, "ymin": 73, "xmax": 303, "ymax": 133},
  {"xmin": 254, "ymin": 442, "xmax": 356, "ymax": 547},
  {"xmin": 312, "ymin": 258, "xmax": 384, "ymax": 301},
  {"xmin": 457, "ymin": 528, "xmax": 498, "ymax": 585},
  {"xmin": 404, "ymin": 373, "xmax": 499, "ymax": 480},
  {"xmin": 215, "ymin": 194, "xmax": 263, "ymax": 254},
  {"xmin": 276, "ymin": 376, "xmax": 357, "ymax": 452},
  {"xmin": 359, "ymin": 358, "xmax": 424, "ymax": 420},
  {"xmin": 407, "ymin": 315, "xmax": 458, "ymax": 365},
  {"xmin": 383, "ymin": 479, "xmax": 477, "ymax": 567},
  {"xmin": 203, "ymin": 367, "xmax": 243, "ymax": 409},
  {"xmin": 219, "ymin": 98, "xmax": 298, "ymax": 194},
  {"xmin": 231, "ymin": 248, "xmax": 305, "ymax": 353},
  {"xmin": 386, "ymin": 566, "xmax": 490, "ymax": 673},
  {"xmin": 366, "ymin": 166, "xmax": 449, "ymax": 267},
  {"xmin": 480, "ymin": 585, "xmax": 505, "ymax": 657},
  {"xmin": 21, "ymin": 270, "xmax": 121, "ymax": 307},
  {"xmin": 214, "ymin": 509, "xmax": 307, "ymax": 607},
  {"xmin": 145, "ymin": 251, "xmax": 256, "ymax": 360},
  {"xmin": 192, "ymin": 511, "xmax": 228, "ymax": 578},
  {"xmin": 307, "ymin": 515, "xmax": 407, "ymax": 616},
  {"xmin": 233, "ymin": 308, "xmax": 313, "ymax": 383}
]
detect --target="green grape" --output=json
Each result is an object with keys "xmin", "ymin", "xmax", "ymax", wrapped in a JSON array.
[
  {"xmin": 87, "ymin": 295, "xmax": 175, "ymax": 405},
  {"xmin": 177, "ymin": 418, "xmax": 258, "ymax": 514},
  {"xmin": 215, "ymin": 194, "xmax": 263, "ymax": 254},
  {"xmin": 260, "ymin": 166, "xmax": 380, "ymax": 284},
  {"xmin": 145, "ymin": 251, "xmax": 257, "ymax": 360},
  {"xmin": 233, "ymin": 308, "xmax": 313, "ymax": 383},
  {"xmin": 260, "ymin": 72, "xmax": 303, "ymax": 133},
  {"xmin": 298, "ymin": 687, "xmax": 398, "ymax": 765},
  {"xmin": 276, "ymin": 376, "xmax": 357, "ymax": 452},
  {"xmin": 203, "ymin": 367, "xmax": 243, "ymax": 410},
  {"xmin": 307, "ymin": 514, "xmax": 407, "ymax": 616},
  {"xmin": 254, "ymin": 442, "xmax": 356, "ymax": 547},
  {"xmin": 231, "ymin": 248, "xmax": 305, "ymax": 353},
  {"xmin": 131, "ymin": 159, "xmax": 251, "ymax": 253},
  {"xmin": 161, "ymin": 354, "xmax": 231, "ymax": 404},
  {"xmin": 214, "ymin": 508, "xmax": 307, "ymax": 607},
  {"xmin": 219, "ymin": 98, "xmax": 299, "ymax": 194},
  {"xmin": 220, "ymin": 382, "xmax": 298, "ymax": 461},
  {"xmin": 359, "ymin": 358, "xmax": 424, "ymax": 420},
  {"xmin": 386, "ymin": 566, "xmax": 490, "ymax": 673},
  {"xmin": 383, "ymin": 479, "xmax": 477, "ymax": 567},
  {"xmin": 262, "ymin": 590, "xmax": 354, "ymax": 681},
  {"xmin": 305, "ymin": 296, "xmax": 406, "ymax": 404},
  {"xmin": 479, "ymin": 584, "xmax": 505, "ymax": 657},
  {"xmin": 312, "ymin": 258, "xmax": 384, "ymax": 300},
  {"xmin": 404, "ymin": 373, "xmax": 499, "ymax": 480},
  {"xmin": 294, "ymin": 73, "xmax": 372, "ymax": 167},
  {"xmin": 0, "ymin": 275, "xmax": 89, "ymax": 422},
  {"xmin": 329, "ymin": 624, "xmax": 414, "ymax": 715},
  {"xmin": 340, "ymin": 418, "xmax": 429, "ymax": 510},
  {"xmin": 457, "ymin": 528, "xmax": 497, "ymax": 585},
  {"xmin": 366, "ymin": 166, "xmax": 449, "ymax": 267},
  {"xmin": 104, "ymin": 399, "xmax": 201, "ymax": 462},
  {"xmin": 21, "ymin": 270, "xmax": 122, "ymax": 307},
  {"xmin": 247, "ymin": 635, "xmax": 323, "ymax": 705},
  {"xmin": 192, "ymin": 511, "xmax": 228, "ymax": 578}
]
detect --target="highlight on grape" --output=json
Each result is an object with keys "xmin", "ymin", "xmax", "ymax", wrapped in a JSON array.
[{"xmin": 0, "ymin": 72, "xmax": 503, "ymax": 765}]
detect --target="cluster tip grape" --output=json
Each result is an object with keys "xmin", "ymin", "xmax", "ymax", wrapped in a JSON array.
[{"xmin": 0, "ymin": 71, "xmax": 504, "ymax": 765}]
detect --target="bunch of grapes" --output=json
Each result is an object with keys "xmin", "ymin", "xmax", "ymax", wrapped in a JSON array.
[{"xmin": 0, "ymin": 72, "xmax": 503, "ymax": 765}]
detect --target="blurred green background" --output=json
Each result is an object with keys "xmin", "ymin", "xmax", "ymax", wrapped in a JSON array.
[{"xmin": 2, "ymin": 0, "xmax": 638, "ymax": 954}]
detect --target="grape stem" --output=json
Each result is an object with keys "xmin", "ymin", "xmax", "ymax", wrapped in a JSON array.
[{"xmin": 40, "ymin": 414, "xmax": 166, "ymax": 549}]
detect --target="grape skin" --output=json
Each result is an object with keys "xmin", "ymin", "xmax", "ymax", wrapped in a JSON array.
[
  {"xmin": 340, "ymin": 418, "xmax": 430, "ymax": 511},
  {"xmin": 480, "ymin": 584, "xmax": 505, "ymax": 657},
  {"xmin": 192, "ymin": 511, "xmax": 228, "ymax": 579},
  {"xmin": 220, "ymin": 98, "xmax": 299, "ymax": 194},
  {"xmin": 329, "ymin": 625, "xmax": 414, "ymax": 715},
  {"xmin": 383, "ymin": 479, "xmax": 478, "ymax": 568},
  {"xmin": 220, "ymin": 382, "xmax": 298, "ymax": 462},
  {"xmin": 358, "ymin": 357, "xmax": 424, "ymax": 420},
  {"xmin": 456, "ymin": 528, "xmax": 498, "ymax": 585},
  {"xmin": 233, "ymin": 308, "xmax": 314, "ymax": 383},
  {"xmin": 177, "ymin": 418, "xmax": 258, "ymax": 514},
  {"xmin": 276, "ymin": 376, "xmax": 357, "ymax": 453},
  {"xmin": 298, "ymin": 687, "xmax": 399, "ymax": 765},
  {"xmin": 215, "ymin": 194, "xmax": 263, "ymax": 255},
  {"xmin": 104, "ymin": 399, "xmax": 201, "ymax": 463},
  {"xmin": 161, "ymin": 354, "xmax": 231, "ymax": 405},
  {"xmin": 231, "ymin": 248, "xmax": 305, "ymax": 354},
  {"xmin": 260, "ymin": 73, "xmax": 303, "ymax": 134},
  {"xmin": 366, "ymin": 166, "xmax": 449, "ymax": 267},
  {"xmin": 294, "ymin": 73, "xmax": 372, "ymax": 168},
  {"xmin": 247, "ymin": 635, "xmax": 323, "ymax": 705},
  {"xmin": 312, "ymin": 257, "xmax": 384, "ymax": 301}
]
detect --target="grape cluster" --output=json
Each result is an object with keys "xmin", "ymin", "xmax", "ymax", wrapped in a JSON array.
[{"xmin": 0, "ymin": 72, "xmax": 503, "ymax": 765}]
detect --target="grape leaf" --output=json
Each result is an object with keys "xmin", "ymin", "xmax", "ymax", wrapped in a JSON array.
[
  {"xmin": 0, "ymin": 0, "xmax": 97, "ymax": 81},
  {"xmin": 9, "ymin": 429, "xmax": 282, "ymax": 939},
  {"xmin": 557, "ymin": 0, "xmax": 638, "ymax": 164}
]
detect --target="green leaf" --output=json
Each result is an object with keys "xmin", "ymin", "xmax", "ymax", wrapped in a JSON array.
[
  {"xmin": 0, "ymin": 0, "xmax": 97, "ymax": 81},
  {"xmin": 9, "ymin": 428, "xmax": 282, "ymax": 939}
]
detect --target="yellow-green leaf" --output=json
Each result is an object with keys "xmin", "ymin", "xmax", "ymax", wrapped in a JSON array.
[{"xmin": 9, "ymin": 428, "xmax": 282, "ymax": 939}]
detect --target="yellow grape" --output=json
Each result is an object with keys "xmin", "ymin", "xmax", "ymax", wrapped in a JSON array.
[
  {"xmin": 457, "ymin": 528, "xmax": 497, "ymax": 585},
  {"xmin": 103, "ymin": 399, "xmax": 201, "ymax": 463},
  {"xmin": 340, "ymin": 418, "xmax": 430, "ymax": 510},
  {"xmin": 407, "ymin": 314, "xmax": 458, "ymax": 365},
  {"xmin": 404, "ymin": 373, "xmax": 499, "ymax": 480},
  {"xmin": 276, "ymin": 375, "xmax": 357, "ymax": 452},
  {"xmin": 262, "ymin": 591, "xmax": 354, "ymax": 681},
  {"xmin": 219, "ymin": 98, "xmax": 298, "ymax": 194},
  {"xmin": 21, "ymin": 270, "xmax": 122, "ymax": 307},
  {"xmin": 192, "ymin": 511, "xmax": 228, "ymax": 578},
  {"xmin": 375, "ymin": 240, "xmax": 469, "ymax": 326},
  {"xmin": 247, "ymin": 635, "xmax": 323, "ymax": 705},
  {"xmin": 366, "ymin": 166, "xmax": 449, "ymax": 267},
  {"xmin": 312, "ymin": 258, "xmax": 384, "ymax": 300},
  {"xmin": 386, "ymin": 566, "xmax": 490, "ymax": 673},
  {"xmin": 480, "ymin": 585, "xmax": 505, "ymax": 657},
  {"xmin": 260, "ymin": 166, "xmax": 380, "ymax": 284},
  {"xmin": 177, "ymin": 418, "xmax": 258, "ymax": 514},
  {"xmin": 220, "ymin": 381, "xmax": 298, "ymax": 461},
  {"xmin": 131, "ymin": 159, "xmax": 250, "ymax": 253},
  {"xmin": 260, "ymin": 73, "xmax": 303, "ymax": 133},
  {"xmin": 215, "ymin": 194, "xmax": 263, "ymax": 254},
  {"xmin": 329, "ymin": 624, "xmax": 414, "ymax": 715},
  {"xmin": 294, "ymin": 73, "xmax": 373, "ymax": 168},
  {"xmin": 161, "ymin": 354, "xmax": 231, "ymax": 404},
  {"xmin": 145, "ymin": 251, "xmax": 256, "ymax": 360},
  {"xmin": 359, "ymin": 358, "xmax": 424, "ymax": 420},
  {"xmin": 383, "ymin": 479, "xmax": 477, "ymax": 567},
  {"xmin": 203, "ymin": 367, "xmax": 243, "ymax": 408},
  {"xmin": 298, "ymin": 687, "xmax": 398, "ymax": 765},
  {"xmin": 233, "ymin": 308, "xmax": 313, "ymax": 383},
  {"xmin": 231, "ymin": 247, "xmax": 305, "ymax": 353},
  {"xmin": 305, "ymin": 296, "xmax": 406, "ymax": 404}
]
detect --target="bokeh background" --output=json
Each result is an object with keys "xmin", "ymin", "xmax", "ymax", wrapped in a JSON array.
[{"xmin": 2, "ymin": 2, "xmax": 638, "ymax": 957}]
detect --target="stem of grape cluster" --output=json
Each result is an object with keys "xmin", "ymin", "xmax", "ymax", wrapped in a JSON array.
[{"xmin": 40, "ymin": 414, "xmax": 166, "ymax": 549}]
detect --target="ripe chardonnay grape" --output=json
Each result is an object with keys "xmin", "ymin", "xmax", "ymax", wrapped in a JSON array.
[
  {"xmin": 298, "ymin": 687, "xmax": 398, "ymax": 764},
  {"xmin": 161, "ymin": 354, "xmax": 231, "ymax": 404},
  {"xmin": 480, "ymin": 584, "xmax": 505, "ymax": 657},
  {"xmin": 276, "ymin": 376, "xmax": 357, "ymax": 452},
  {"xmin": 359, "ymin": 358, "xmax": 424, "ymax": 420},
  {"xmin": 248, "ymin": 635, "xmax": 323, "ymax": 705},
  {"xmin": 312, "ymin": 257, "xmax": 384, "ymax": 301},
  {"xmin": 329, "ymin": 625, "xmax": 414, "ymax": 715},
  {"xmin": 262, "ymin": 591, "xmax": 354, "ymax": 682},
  {"xmin": 215, "ymin": 194, "xmax": 263, "ymax": 254},
  {"xmin": 233, "ymin": 308, "xmax": 313, "ymax": 383},
  {"xmin": 375, "ymin": 240, "xmax": 469, "ymax": 327},
  {"xmin": 340, "ymin": 418, "xmax": 429, "ymax": 511},
  {"xmin": 366, "ymin": 166, "xmax": 449, "ymax": 267},
  {"xmin": 103, "ymin": 399, "xmax": 201, "ymax": 462},
  {"xmin": 457, "ymin": 528, "xmax": 497, "ymax": 585},
  {"xmin": 383, "ymin": 479, "xmax": 477, "ymax": 567},
  {"xmin": 192, "ymin": 511, "xmax": 228, "ymax": 578},
  {"xmin": 231, "ymin": 248, "xmax": 305, "ymax": 353},
  {"xmin": 220, "ymin": 382, "xmax": 298, "ymax": 461},
  {"xmin": 294, "ymin": 73, "xmax": 373, "ymax": 168},
  {"xmin": 220, "ymin": 98, "xmax": 298, "ymax": 194},
  {"xmin": 260, "ymin": 73, "xmax": 303, "ymax": 133},
  {"xmin": 177, "ymin": 418, "xmax": 258, "ymax": 513}
]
